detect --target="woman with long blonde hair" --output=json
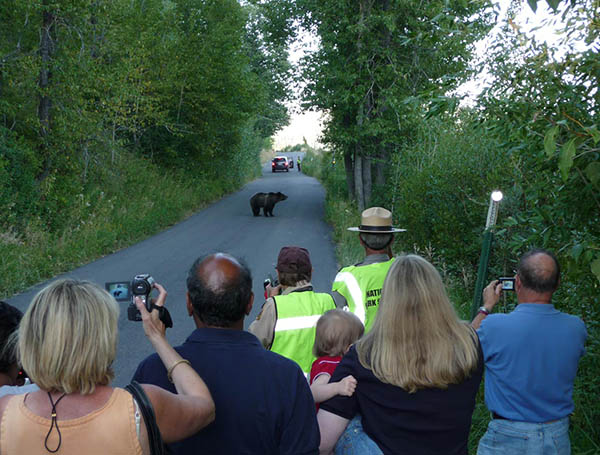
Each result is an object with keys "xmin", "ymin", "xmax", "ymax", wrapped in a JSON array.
[{"xmin": 318, "ymin": 254, "xmax": 483, "ymax": 455}]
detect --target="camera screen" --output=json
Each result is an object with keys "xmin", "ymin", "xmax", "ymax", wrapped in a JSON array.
[
  {"xmin": 498, "ymin": 277, "xmax": 515, "ymax": 291},
  {"xmin": 105, "ymin": 282, "xmax": 131, "ymax": 302}
]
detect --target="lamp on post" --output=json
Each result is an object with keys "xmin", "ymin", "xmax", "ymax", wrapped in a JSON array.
[{"xmin": 471, "ymin": 191, "xmax": 503, "ymax": 319}]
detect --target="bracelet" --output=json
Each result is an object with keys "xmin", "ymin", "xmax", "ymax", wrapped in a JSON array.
[{"xmin": 167, "ymin": 359, "xmax": 191, "ymax": 383}]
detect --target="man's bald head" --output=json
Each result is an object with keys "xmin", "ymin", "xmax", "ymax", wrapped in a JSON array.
[
  {"xmin": 517, "ymin": 249, "xmax": 560, "ymax": 294},
  {"xmin": 187, "ymin": 253, "xmax": 253, "ymax": 327}
]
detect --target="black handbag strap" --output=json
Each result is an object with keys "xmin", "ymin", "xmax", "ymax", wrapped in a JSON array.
[{"xmin": 125, "ymin": 381, "xmax": 165, "ymax": 455}]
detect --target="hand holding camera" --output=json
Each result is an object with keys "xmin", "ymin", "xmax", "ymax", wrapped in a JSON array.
[
  {"xmin": 105, "ymin": 274, "xmax": 173, "ymax": 328},
  {"xmin": 263, "ymin": 274, "xmax": 281, "ymax": 299},
  {"xmin": 135, "ymin": 282, "xmax": 169, "ymax": 339}
]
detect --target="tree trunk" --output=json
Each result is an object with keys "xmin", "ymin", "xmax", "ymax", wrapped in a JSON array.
[
  {"xmin": 362, "ymin": 154, "xmax": 372, "ymax": 207},
  {"xmin": 344, "ymin": 151, "xmax": 355, "ymax": 199},
  {"xmin": 354, "ymin": 148, "xmax": 365, "ymax": 211},
  {"xmin": 374, "ymin": 144, "xmax": 387, "ymax": 187},
  {"xmin": 90, "ymin": 1, "xmax": 98, "ymax": 59},
  {"xmin": 37, "ymin": 1, "xmax": 55, "ymax": 181}
]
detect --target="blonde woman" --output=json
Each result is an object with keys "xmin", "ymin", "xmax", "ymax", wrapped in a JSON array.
[
  {"xmin": 318, "ymin": 255, "xmax": 483, "ymax": 455},
  {"xmin": 0, "ymin": 279, "xmax": 214, "ymax": 455}
]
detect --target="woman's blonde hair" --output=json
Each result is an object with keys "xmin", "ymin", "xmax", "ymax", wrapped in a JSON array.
[
  {"xmin": 356, "ymin": 255, "xmax": 479, "ymax": 393},
  {"xmin": 19, "ymin": 279, "xmax": 119, "ymax": 394},
  {"xmin": 313, "ymin": 309, "xmax": 364, "ymax": 357}
]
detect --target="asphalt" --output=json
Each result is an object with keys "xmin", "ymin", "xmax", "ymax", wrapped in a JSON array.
[{"xmin": 7, "ymin": 154, "xmax": 339, "ymax": 386}]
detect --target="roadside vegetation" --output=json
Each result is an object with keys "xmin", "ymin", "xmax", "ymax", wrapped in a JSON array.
[{"xmin": 1, "ymin": 0, "xmax": 290, "ymax": 297}]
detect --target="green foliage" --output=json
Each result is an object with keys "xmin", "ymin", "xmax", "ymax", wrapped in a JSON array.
[
  {"xmin": 0, "ymin": 0, "xmax": 291, "ymax": 296},
  {"xmin": 0, "ymin": 128, "xmax": 40, "ymax": 229},
  {"xmin": 295, "ymin": 0, "xmax": 495, "ymax": 208}
]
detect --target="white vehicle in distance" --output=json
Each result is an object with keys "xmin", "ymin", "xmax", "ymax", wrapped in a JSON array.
[{"xmin": 271, "ymin": 156, "xmax": 289, "ymax": 172}]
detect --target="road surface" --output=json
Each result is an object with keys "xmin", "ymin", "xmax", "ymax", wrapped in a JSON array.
[{"xmin": 8, "ymin": 157, "xmax": 339, "ymax": 386}]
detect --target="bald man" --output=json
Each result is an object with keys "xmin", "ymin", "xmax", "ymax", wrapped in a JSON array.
[
  {"xmin": 472, "ymin": 248, "xmax": 587, "ymax": 455},
  {"xmin": 132, "ymin": 253, "xmax": 319, "ymax": 455}
]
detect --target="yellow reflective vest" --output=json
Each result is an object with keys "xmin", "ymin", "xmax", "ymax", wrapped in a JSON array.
[
  {"xmin": 331, "ymin": 258, "xmax": 394, "ymax": 332},
  {"xmin": 270, "ymin": 290, "xmax": 336, "ymax": 375}
]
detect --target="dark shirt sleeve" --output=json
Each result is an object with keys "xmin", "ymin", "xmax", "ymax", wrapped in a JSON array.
[
  {"xmin": 319, "ymin": 347, "xmax": 359, "ymax": 420},
  {"xmin": 280, "ymin": 365, "xmax": 320, "ymax": 455},
  {"xmin": 331, "ymin": 290, "xmax": 348, "ymax": 309},
  {"xmin": 131, "ymin": 354, "xmax": 175, "ymax": 393}
]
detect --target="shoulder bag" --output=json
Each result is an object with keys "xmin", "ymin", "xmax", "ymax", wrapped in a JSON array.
[{"xmin": 125, "ymin": 381, "xmax": 169, "ymax": 455}]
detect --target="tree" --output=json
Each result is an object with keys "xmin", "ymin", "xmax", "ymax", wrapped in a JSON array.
[{"xmin": 297, "ymin": 0, "xmax": 494, "ymax": 209}]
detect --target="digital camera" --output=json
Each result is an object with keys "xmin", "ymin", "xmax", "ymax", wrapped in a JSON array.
[
  {"xmin": 498, "ymin": 277, "xmax": 515, "ymax": 291},
  {"xmin": 105, "ymin": 274, "xmax": 172, "ymax": 327},
  {"xmin": 128, "ymin": 274, "xmax": 155, "ymax": 321}
]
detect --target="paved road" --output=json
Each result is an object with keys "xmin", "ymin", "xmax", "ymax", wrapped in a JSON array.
[{"xmin": 8, "ymin": 156, "xmax": 338, "ymax": 386}]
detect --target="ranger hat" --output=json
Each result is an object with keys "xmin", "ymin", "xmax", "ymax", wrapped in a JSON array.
[
  {"xmin": 348, "ymin": 207, "xmax": 406, "ymax": 234},
  {"xmin": 277, "ymin": 246, "xmax": 312, "ymax": 274}
]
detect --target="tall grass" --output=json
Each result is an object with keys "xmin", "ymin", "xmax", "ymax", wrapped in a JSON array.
[{"xmin": 1, "ymin": 151, "xmax": 260, "ymax": 299}]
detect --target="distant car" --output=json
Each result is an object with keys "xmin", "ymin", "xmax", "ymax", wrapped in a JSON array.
[
  {"xmin": 272, "ymin": 156, "xmax": 289, "ymax": 172},
  {"xmin": 288, "ymin": 158, "xmax": 294, "ymax": 168}
]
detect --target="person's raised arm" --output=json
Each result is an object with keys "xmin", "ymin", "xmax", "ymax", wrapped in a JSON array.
[
  {"xmin": 471, "ymin": 280, "xmax": 502, "ymax": 330},
  {"xmin": 137, "ymin": 284, "xmax": 215, "ymax": 443},
  {"xmin": 311, "ymin": 374, "xmax": 356, "ymax": 404}
]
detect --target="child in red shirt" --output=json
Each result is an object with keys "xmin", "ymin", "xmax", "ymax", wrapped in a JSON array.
[{"xmin": 309, "ymin": 309, "xmax": 364, "ymax": 409}]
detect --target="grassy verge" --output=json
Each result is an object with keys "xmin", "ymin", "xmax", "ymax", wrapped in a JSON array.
[
  {"xmin": 302, "ymin": 148, "xmax": 599, "ymax": 454},
  {"xmin": 1, "ymin": 151, "xmax": 260, "ymax": 299}
]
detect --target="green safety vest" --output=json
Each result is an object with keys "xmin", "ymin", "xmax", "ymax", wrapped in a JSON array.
[
  {"xmin": 331, "ymin": 258, "xmax": 395, "ymax": 332},
  {"xmin": 270, "ymin": 290, "xmax": 336, "ymax": 375}
]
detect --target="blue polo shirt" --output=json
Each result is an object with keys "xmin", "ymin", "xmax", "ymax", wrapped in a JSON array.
[
  {"xmin": 132, "ymin": 328, "xmax": 319, "ymax": 455},
  {"xmin": 477, "ymin": 303, "xmax": 586, "ymax": 422}
]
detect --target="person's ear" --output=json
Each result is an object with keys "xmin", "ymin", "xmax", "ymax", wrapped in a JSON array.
[
  {"xmin": 515, "ymin": 274, "xmax": 522, "ymax": 292},
  {"xmin": 245, "ymin": 292, "xmax": 254, "ymax": 316},
  {"xmin": 186, "ymin": 292, "xmax": 194, "ymax": 317}
]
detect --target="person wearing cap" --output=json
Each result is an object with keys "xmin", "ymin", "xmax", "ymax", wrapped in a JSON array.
[
  {"xmin": 331, "ymin": 207, "xmax": 405, "ymax": 332},
  {"xmin": 248, "ymin": 246, "xmax": 337, "ymax": 376}
]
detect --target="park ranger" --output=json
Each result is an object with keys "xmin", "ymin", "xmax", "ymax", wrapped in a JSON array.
[
  {"xmin": 249, "ymin": 246, "xmax": 336, "ymax": 376},
  {"xmin": 332, "ymin": 207, "xmax": 406, "ymax": 332}
]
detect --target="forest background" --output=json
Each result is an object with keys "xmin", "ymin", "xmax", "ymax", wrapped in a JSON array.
[{"xmin": 1, "ymin": 0, "xmax": 598, "ymax": 452}]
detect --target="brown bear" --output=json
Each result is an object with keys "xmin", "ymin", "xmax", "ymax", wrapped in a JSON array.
[{"xmin": 250, "ymin": 192, "xmax": 288, "ymax": 217}]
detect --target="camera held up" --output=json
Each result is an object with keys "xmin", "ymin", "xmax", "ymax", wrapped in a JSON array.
[
  {"xmin": 128, "ymin": 274, "xmax": 156, "ymax": 321},
  {"xmin": 105, "ymin": 274, "xmax": 172, "ymax": 328}
]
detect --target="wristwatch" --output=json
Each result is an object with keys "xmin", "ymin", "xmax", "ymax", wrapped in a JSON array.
[{"xmin": 478, "ymin": 306, "xmax": 491, "ymax": 316}]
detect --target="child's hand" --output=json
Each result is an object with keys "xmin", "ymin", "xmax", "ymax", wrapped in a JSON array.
[{"xmin": 337, "ymin": 375, "xmax": 357, "ymax": 396}]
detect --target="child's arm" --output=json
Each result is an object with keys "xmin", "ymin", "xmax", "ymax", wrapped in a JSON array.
[{"xmin": 310, "ymin": 373, "xmax": 357, "ymax": 404}]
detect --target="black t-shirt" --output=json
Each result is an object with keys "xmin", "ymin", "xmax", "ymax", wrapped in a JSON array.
[{"xmin": 320, "ymin": 344, "xmax": 483, "ymax": 455}]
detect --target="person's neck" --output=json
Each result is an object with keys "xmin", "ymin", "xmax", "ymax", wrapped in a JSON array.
[
  {"xmin": 517, "ymin": 290, "xmax": 553, "ymax": 305},
  {"xmin": 194, "ymin": 315, "xmax": 244, "ymax": 330},
  {"xmin": 365, "ymin": 249, "xmax": 391, "ymax": 258}
]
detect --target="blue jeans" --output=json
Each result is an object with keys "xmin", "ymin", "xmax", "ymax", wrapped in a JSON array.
[
  {"xmin": 477, "ymin": 417, "xmax": 570, "ymax": 455},
  {"xmin": 334, "ymin": 415, "xmax": 383, "ymax": 455}
]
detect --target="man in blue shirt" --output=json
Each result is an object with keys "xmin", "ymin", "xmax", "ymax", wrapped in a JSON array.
[
  {"xmin": 472, "ymin": 248, "xmax": 587, "ymax": 455},
  {"xmin": 132, "ymin": 253, "xmax": 319, "ymax": 455}
]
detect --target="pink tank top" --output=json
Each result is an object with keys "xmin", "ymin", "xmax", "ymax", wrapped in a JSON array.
[{"xmin": 0, "ymin": 387, "xmax": 143, "ymax": 455}]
